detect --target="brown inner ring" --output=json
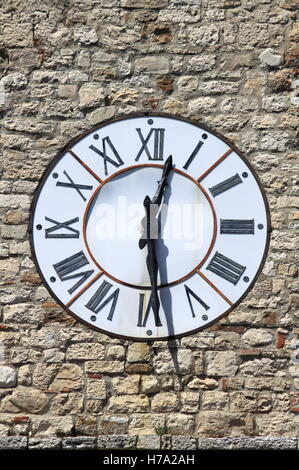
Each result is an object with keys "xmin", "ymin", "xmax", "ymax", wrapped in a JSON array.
[{"xmin": 83, "ymin": 164, "xmax": 217, "ymax": 290}]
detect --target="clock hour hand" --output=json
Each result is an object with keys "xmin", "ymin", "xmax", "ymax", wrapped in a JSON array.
[{"xmin": 140, "ymin": 195, "xmax": 161, "ymax": 327}]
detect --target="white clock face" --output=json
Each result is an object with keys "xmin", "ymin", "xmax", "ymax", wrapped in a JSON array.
[{"xmin": 30, "ymin": 114, "xmax": 270, "ymax": 341}]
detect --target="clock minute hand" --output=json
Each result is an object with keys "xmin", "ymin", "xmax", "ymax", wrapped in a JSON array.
[
  {"xmin": 139, "ymin": 155, "xmax": 173, "ymax": 250},
  {"xmin": 152, "ymin": 154, "xmax": 173, "ymax": 206}
]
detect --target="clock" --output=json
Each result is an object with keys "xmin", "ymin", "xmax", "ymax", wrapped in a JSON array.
[{"xmin": 30, "ymin": 113, "xmax": 270, "ymax": 341}]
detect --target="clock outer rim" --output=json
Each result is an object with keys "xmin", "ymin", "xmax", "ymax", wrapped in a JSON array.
[{"xmin": 29, "ymin": 111, "xmax": 272, "ymax": 342}]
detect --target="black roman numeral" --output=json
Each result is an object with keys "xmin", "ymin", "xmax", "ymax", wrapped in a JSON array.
[
  {"xmin": 53, "ymin": 251, "xmax": 94, "ymax": 294},
  {"xmin": 209, "ymin": 173, "xmax": 242, "ymax": 197},
  {"xmin": 183, "ymin": 140, "xmax": 204, "ymax": 170},
  {"xmin": 207, "ymin": 252, "xmax": 246, "ymax": 285},
  {"xmin": 220, "ymin": 219, "xmax": 255, "ymax": 235},
  {"xmin": 45, "ymin": 216, "xmax": 80, "ymax": 238},
  {"xmin": 89, "ymin": 136, "xmax": 124, "ymax": 176},
  {"xmin": 135, "ymin": 128, "xmax": 165, "ymax": 161},
  {"xmin": 137, "ymin": 293, "xmax": 162, "ymax": 327},
  {"xmin": 56, "ymin": 171, "xmax": 93, "ymax": 201},
  {"xmin": 185, "ymin": 285, "xmax": 209, "ymax": 318},
  {"xmin": 85, "ymin": 280, "xmax": 119, "ymax": 321}
]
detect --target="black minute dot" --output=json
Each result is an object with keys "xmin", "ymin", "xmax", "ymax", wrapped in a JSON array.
[
  {"xmin": 202, "ymin": 133, "xmax": 208, "ymax": 140},
  {"xmin": 90, "ymin": 316, "xmax": 96, "ymax": 322},
  {"xmin": 258, "ymin": 224, "xmax": 264, "ymax": 230},
  {"xmin": 50, "ymin": 277, "xmax": 56, "ymax": 283},
  {"xmin": 202, "ymin": 315, "xmax": 208, "ymax": 321},
  {"xmin": 242, "ymin": 172, "xmax": 248, "ymax": 178},
  {"xmin": 146, "ymin": 330, "xmax": 153, "ymax": 336},
  {"xmin": 147, "ymin": 119, "xmax": 154, "ymax": 125},
  {"xmin": 52, "ymin": 173, "xmax": 58, "ymax": 179},
  {"xmin": 36, "ymin": 224, "xmax": 42, "ymax": 230},
  {"xmin": 243, "ymin": 276, "xmax": 249, "ymax": 283},
  {"xmin": 93, "ymin": 134, "xmax": 99, "ymax": 140}
]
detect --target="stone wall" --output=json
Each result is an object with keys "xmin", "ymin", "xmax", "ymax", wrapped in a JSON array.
[{"xmin": 0, "ymin": 0, "xmax": 298, "ymax": 449}]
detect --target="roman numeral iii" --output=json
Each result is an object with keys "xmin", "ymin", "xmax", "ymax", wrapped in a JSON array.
[
  {"xmin": 207, "ymin": 252, "xmax": 246, "ymax": 285},
  {"xmin": 53, "ymin": 251, "xmax": 94, "ymax": 294},
  {"xmin": 85, "ymin": 280, "xmax": 120, "ymax": 321},
  {"xmin": 135, "ymin": 128, "xmax": 165, "ymax": 161},
  {"xmin": 220, "ymin": 219, "xmax": 255, "ymax": 235}
]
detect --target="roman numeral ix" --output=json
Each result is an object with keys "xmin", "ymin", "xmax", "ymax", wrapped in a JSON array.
[
  {"xmin": 45, "ymin": 216, "xmax": 79, "ymax": 238},
  {"xmin": 185, "ymin": 285, "xmax": 210, "ymax": 318},
  {"xmin": 56, "ymin": 171, "xmax": 93, "ymax": 201},
  {"xmin": 85, "ymin": 280, "xmax": 120, "ymax": 321},
  {"xmin": 89, "ymin": 136, "xmax": 124, "ymax": 176},
  {"xmin": 135, "ymin": 128, "xmax": 165, "ymax": 161},
  {"xmin": 220, "ymin": 219, "xmax": 255, "ymax": 235},
  {"xmin": 207, "ymin": 252, "xmax": 246, "ymax": 285},
  {"xmin": 53, "ymin": 251, "xmax": 94, "ymax": 294},
  {"xmin": 209, "ymin": 173, "xmax": 242, "ymax": 197}
]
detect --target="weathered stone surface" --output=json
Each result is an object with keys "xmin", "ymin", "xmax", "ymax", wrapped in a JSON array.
[
  {"xmin": 97, "ymin": 435, "xmax": 137, "ymax": 449},
  {"xmin": 79, "ymin": 83, "xmax": 104, "ymax": 109},
  {"xmin": 28, "ymin": 438, "xmax": 61, "ymax": 449},
  {"xmin": 153, "ymin": 350, "xmax": 193, "ymax": 374},
  {"xmin": 49, "ymin": 364, "xmax": 83, "ymax": 392},
  {"xmin": 167, "ymin": 413, "xmax": 195, "ymax": 434},
  {"xmin": 242, "ymin": 329, "xmax": 274, "ymax": 346},
  {"xmin": 259, "ymin": 49, "xmax": 282, "ymax": 68},
  {"xmin": 196, "ymin": 411, "xmax": 249, "ymax": 437},
  {"xmin": 141, "ymin": 375, "xmax": 159, "ymax": 394},
  {"xmin": 62, "ymin": 437, "xmax": 96, "ymax": 449},
  {"xmin": 129, "ymin": 413, "xmax": 165, "ymax": 435},
  {"xmin": 66, "ymin": 344, "xmax": 105, "ymax": 361},
  {"xmin": 206, "ymin": 351, "xmax": 239, "ymax": 376},
  {"xmin": 255, "ymin": 413, "xmax": 299, "ymax": 437},
  {"xmin": 0, "ymin": 366, "xmax": 17, "ymax": 388},
  {"xmin": 151, "ymin": 392, "xmax": 179, "ymax": 412},
  {"xmin": 127, "ymin": 343, "xmax": 150, "ymax": 362},
  {"xmin": 196, "ymin": 437, "xmax": 297, "ymax": 450},
  {"xmin": 0, "ymin": 436, "xmax": 27, "ymax": 449},
  {"xmin": 31, "ymin": 417, "xmax": 74, "ymax": 436},
  {"xmin": 137, "ymin": 434, "xmax": 160, "ymax": 449},
  {"xmin": 1, "ymin": 387, "xmax": 49, "ymax": 414},
  {"xmin": 121, "ymin": 0, "xmax": 168, "ymax": 8},
  {"xmin": 172, "ymin": 436, "xmax": 197, "ymax": 450},
  {"xmin": 112, "ymin": 376, "xmax": 139, "ymax": 395},
  {"xmin": 108, "ymin": 395, "xmax": 149, "ymax": 413},
  {"xmin": 135, "ymin": 57, "xmax": 170, "ymax": 74},
  {"xmin": 74, "ymin": 26, "xmax": 98, "ymax": 45}
]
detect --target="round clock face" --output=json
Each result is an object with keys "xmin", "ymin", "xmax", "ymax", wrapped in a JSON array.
[{"xmin": 30, "ymin": 113, "xmax": 270, "ymax": 341}]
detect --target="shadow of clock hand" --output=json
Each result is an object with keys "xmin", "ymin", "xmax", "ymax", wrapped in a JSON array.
[{"xmin": 156, "ymin": 173, "xmax": 184, "ymax": 390}]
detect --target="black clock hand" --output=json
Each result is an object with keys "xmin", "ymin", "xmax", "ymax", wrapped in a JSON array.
[
  {"xmin": 139, "ymin": 155, "xmax": 173, "ymax": 250},
  {"xmin": 138, "ymin": 156, "xmax": 173, "ymax": 327},
  {"xmin": 142, "ymin": 196, "xmax": 161, "ymax": 327},
  {"xmin": 152, "ymin": 154, "xmax": 173, "ymax": 206}
]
